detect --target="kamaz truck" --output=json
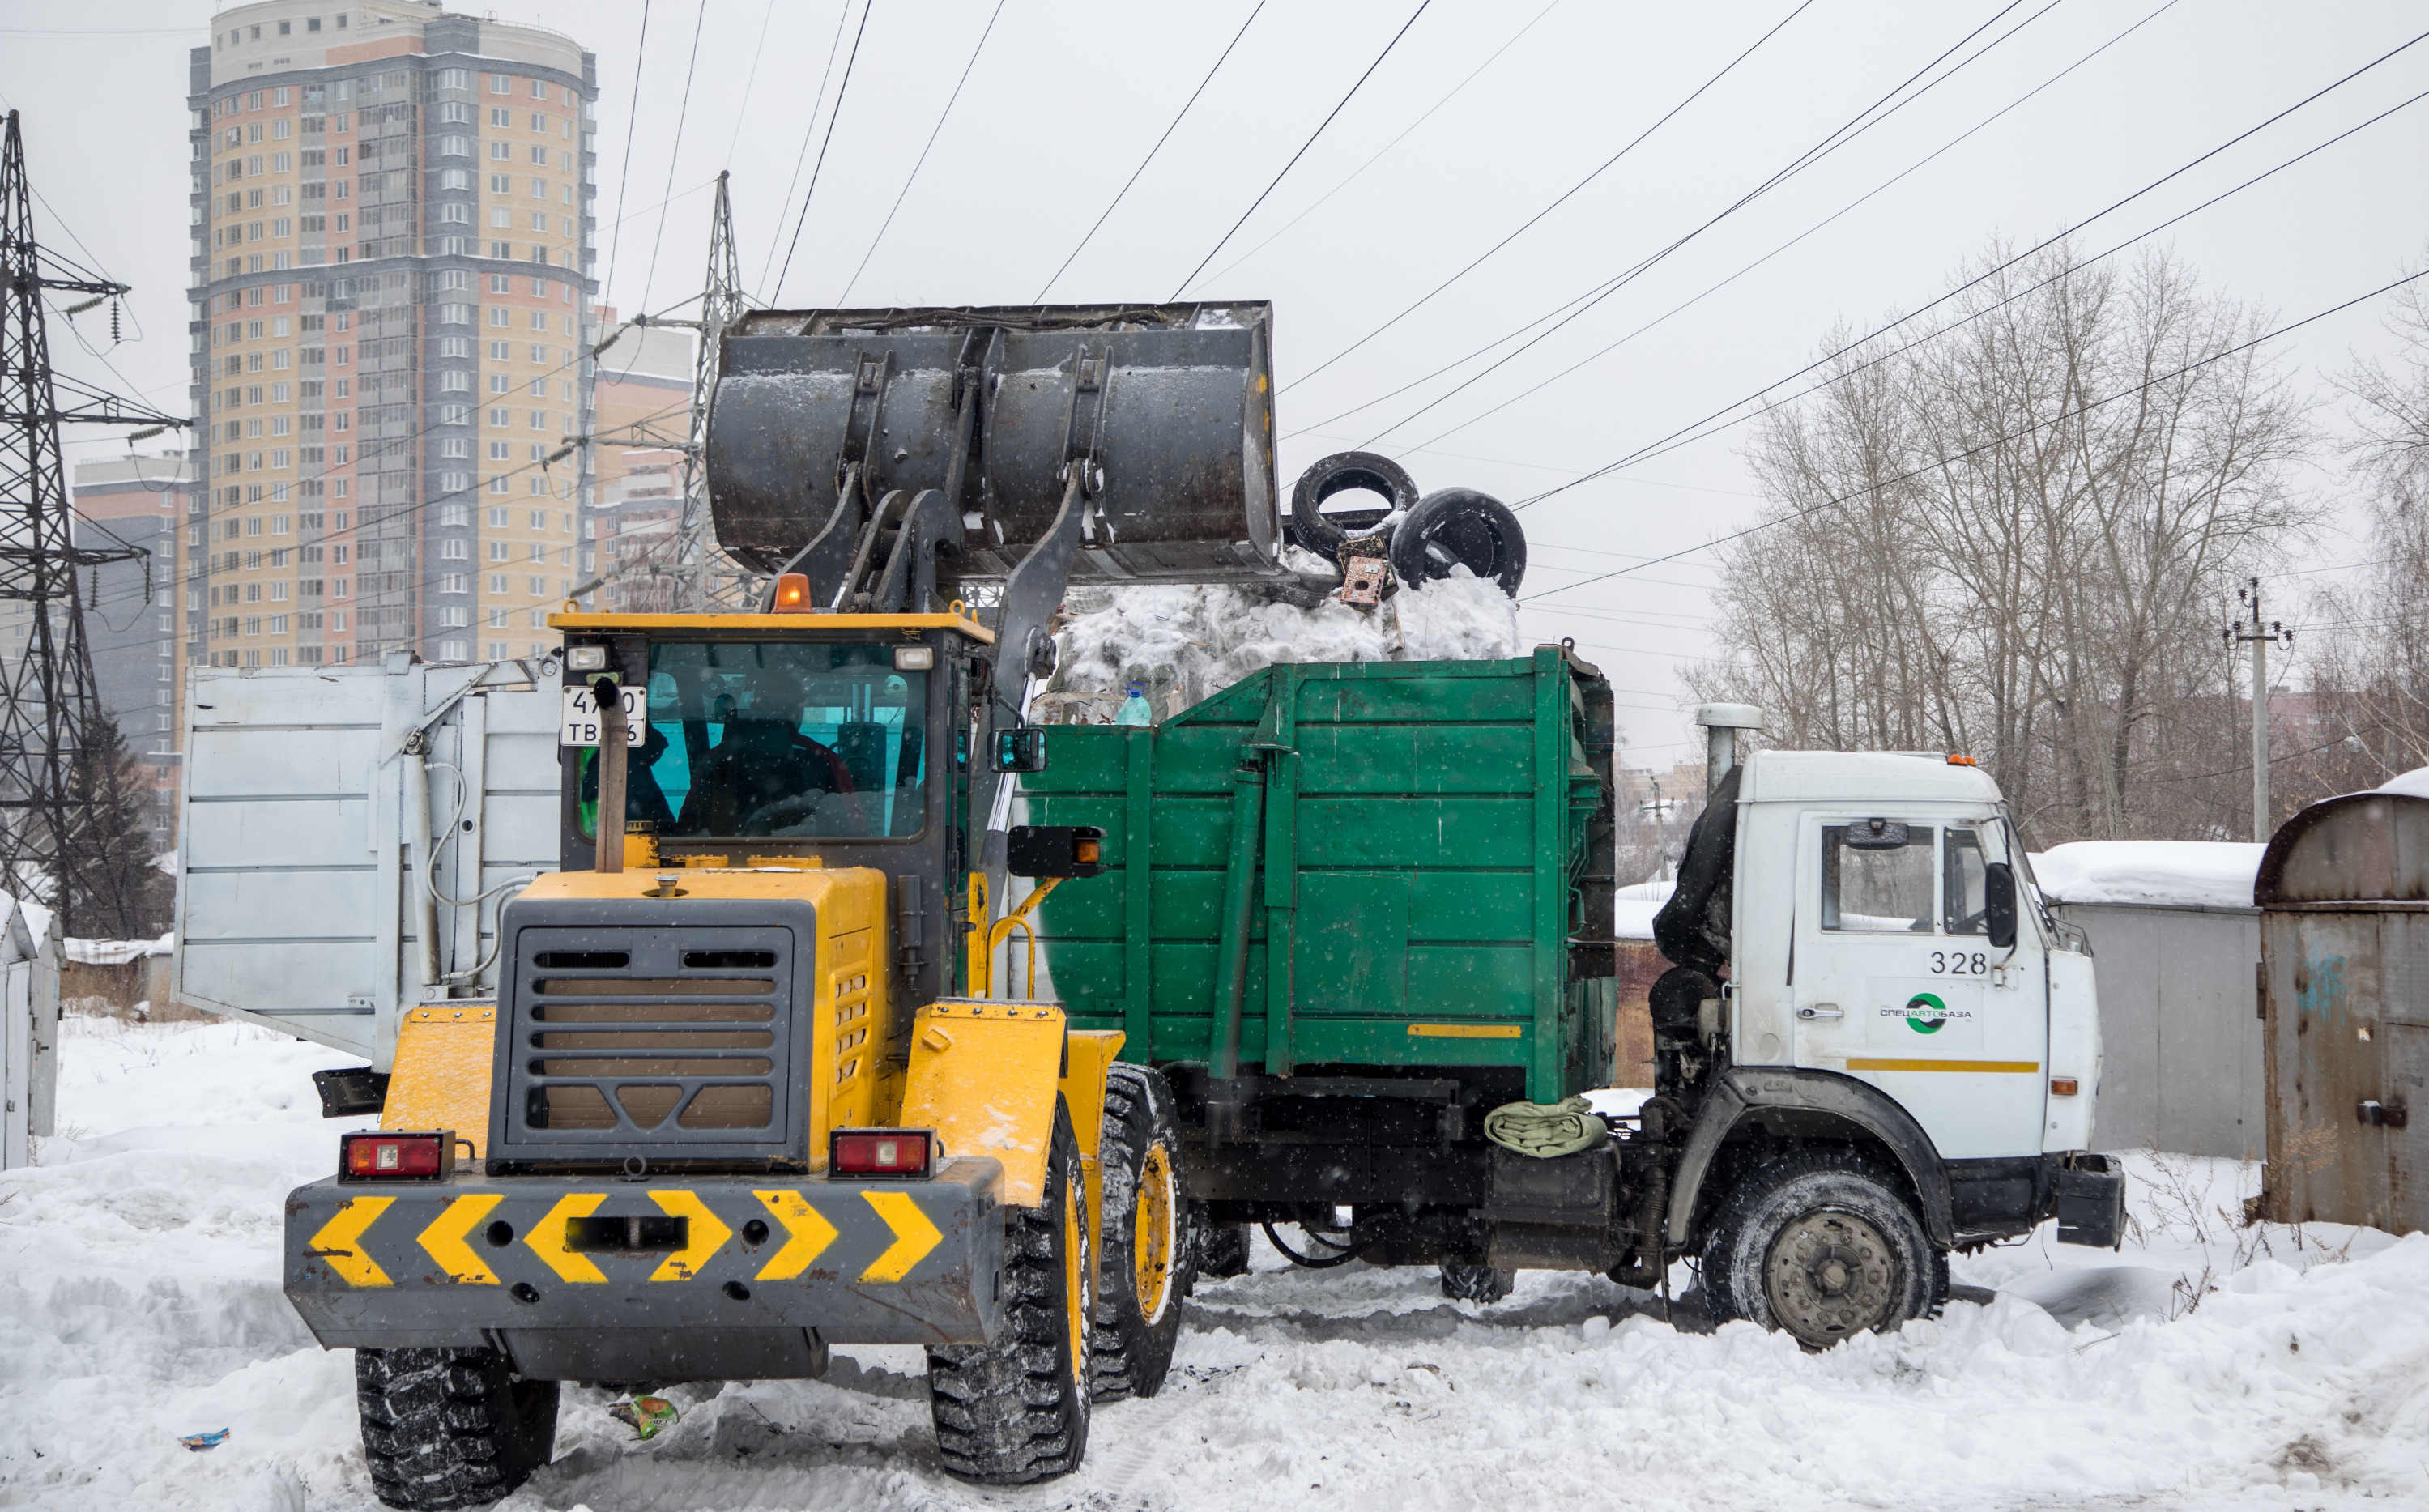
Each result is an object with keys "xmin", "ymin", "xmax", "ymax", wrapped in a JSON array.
[{"xmin": 250, "ymin": 303, "xmax": 2123, "ymax": 1508}]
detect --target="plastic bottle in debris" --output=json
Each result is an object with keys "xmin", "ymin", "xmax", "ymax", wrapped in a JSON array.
[{"xmin": 1114, "ymin": 682, "xmax": 1154, "ymax": 727}]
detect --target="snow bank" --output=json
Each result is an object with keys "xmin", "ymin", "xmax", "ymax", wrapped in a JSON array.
[
  {"xmin": 2030, "ymin": 840, "xmax": 2266, "ymax": 909},
  {"xmin": 1616, "ymin": 878, "xmax": 1675, "ymax": 939},
  {"xmin": 1043, "ymin": 575, "xmax": 1522, "ymax": 718},
  {"xmin": 6, "ymin": 1022, "xmax": 2419, "ymax": 1511}
]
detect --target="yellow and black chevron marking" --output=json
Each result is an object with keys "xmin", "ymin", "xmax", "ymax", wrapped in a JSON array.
[{"xmin": 299, "ymin": 1183, "xmax": 957, "ymax": 1290}]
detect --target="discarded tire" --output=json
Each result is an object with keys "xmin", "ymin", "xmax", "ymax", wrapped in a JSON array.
[
  {"xmin": 356, "ymin": 1346, "xmax": 559, "ymax": 1510},
  {"xmin": 1090, "ymin": 1063, "xmax": 1193, "ymax": 1401},
  {"xmin": 1701, "ymin": 1148, "xmax": 1945, "ymax": 1350},
  {"xmin": 1438, "ymin": 1263, "xmax": 1516, "ymax": 1303},
  {"xmin": 1289, "ymin": 451, "xmax": 1418, "ymax": 563},
  {"xmin": 1389, "ymin": 487, "xmax": 1527, "ymax": 596},
  {"xmin": 927, "ymin": 1098, "xmax": 1093, "ymax": 1484}
]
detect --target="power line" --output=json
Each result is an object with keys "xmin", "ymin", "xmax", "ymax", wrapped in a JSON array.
[
  {"xmin": 1168, "ymin": 1, "xmax": 1434, "ymax": 301},
  {"xmin": 1510, "ymin": 56, "xmax": 2429, "ymax": 516},
  {"xmin": 1033, "ymin": 0, "xmax": 1268, "ymax": 302},
  {"xmin": 1523, "ymin": 267, "xmax": 2429, "ymax": 603},
  {"xmin": 773, "ymin": 0, "xmax": 876, "ymax": 305},
  {"xmin": 636, "ymin": 0, "xmax": 710, "ymax": 321},
  {"xmin": 1281, "ymin": 0, "xmax": 1813, "ymax": 395},
  {"xmin": 603, "ymin": 0, "xmax": 652, "ymax": 303},
  {"xmin": 1405, "ymin": 0, "xmax": 2185, "ymax": 455},
  {"xmin": 1283, "ymin": 0, "xmax": 2048, "ymax": 441},
  {"xmin": 722, "ymin": 0, "xmax": 780, "ymax": 168},
  {"xmin": 756, "ymin": 1, "xmax": 857, "ymax": 296},
  {"xmin": 1344, "ymin": 0, "xmax": 2058, "ymax": 449},
  {"xmin": 1192, "ymin": 0, "xmax": 1562, "ymax": 293},
  {"xmin": 840, "ymin": 0, "xmax": 1007, "ymax": 305}
]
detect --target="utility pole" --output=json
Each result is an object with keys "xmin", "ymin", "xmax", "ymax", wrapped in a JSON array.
[
  {"xmin": 0, "ymin": 112, "xmax": 183, "ymax": 935},
  {"xmin": 1639, "ymin": 777, "xmax": 1679, "ymax": 881},
  {"xmin": 2227, "ymin": 578, "xmax": 2294, "ymax": 843}
]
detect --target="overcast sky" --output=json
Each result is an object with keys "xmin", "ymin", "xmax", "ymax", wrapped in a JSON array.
[{"xmin": 6, "ymin": 0, "xmax": 2426, "ymax": 759}]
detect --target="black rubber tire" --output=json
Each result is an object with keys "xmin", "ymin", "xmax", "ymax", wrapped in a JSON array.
[
  {"xmin": 1438, "ymin": 1263, "xmax": 1515, "ymax": 1303},
  {"xmin": 1191, "ymin": 1220, "xmax": 1251, "ymax": 1283},
  {"xmin": 1389, "ymin": 487, "xmax": 1526, "ymax": 596},
  {"xmin": 1290, "ymin": 451, "xmax": 1418, "ymax": 563},
  {"xmin": 927, "ymin": 1099, "xmax": 1093, "ymax": 1484},
  {"xmin": 356, "ymin": 1347, "xmax": 559, "ymax": 1510},
  {"xmin": 1701, "ymin": 1148, "xmax": 1946, "ymax": 1350},
  {"xmin": 1090, "ymin": 1064, "xmax": 1193, "ymax": 1402}
]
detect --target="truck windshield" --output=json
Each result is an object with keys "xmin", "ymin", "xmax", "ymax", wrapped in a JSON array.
[{"xmin": 583, "ymin": 642, "xmax": 927, "ymax": 840}]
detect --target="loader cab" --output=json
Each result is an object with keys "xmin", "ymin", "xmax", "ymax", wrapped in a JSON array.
[{"xmin": 552, "ymin": 608, "xmax": 996, "ymax": 1007}]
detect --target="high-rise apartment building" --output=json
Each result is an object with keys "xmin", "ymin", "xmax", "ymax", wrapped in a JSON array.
[
  {"xmin": 190, "ymin": 2, "xmax": 598, "ymax": 670},
  {"xmin": 71, "ymin": 454, "xmax": 200, "ymax": 848}
]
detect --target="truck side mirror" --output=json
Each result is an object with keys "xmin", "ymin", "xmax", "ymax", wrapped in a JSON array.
[
  {"xmin": 993, "ymin": 728, "xmax": 1048, "ymax": 773},
  {"xmin": 1984, "ymin": 862, "xmax": 2017, "ymax": 949},
  {"xmin": 1007, "ymin": 824, "xmax": 1105, "ymax": 879}
]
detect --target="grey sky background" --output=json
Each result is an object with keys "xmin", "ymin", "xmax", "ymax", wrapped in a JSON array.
[{"xmin": 4, "ymin": 0, "xmax": 2425, "ymax": 759}]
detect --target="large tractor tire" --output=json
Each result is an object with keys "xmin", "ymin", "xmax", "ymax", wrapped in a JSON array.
[
  {"xmin": 356, "ymin": 1346, "xmax": 559, "ymax": 1510},
  {"xmin": 1700, "ymin": 1148, "xmax": 1946, "ymax": 1350},
  {"xmin": 1091, "ymin": 1064, "xmax": 1193, "ymax": 1401},
  {"xmin": 927, "ymin": 1099, "xmax": 1093, "ymax": 1484}
]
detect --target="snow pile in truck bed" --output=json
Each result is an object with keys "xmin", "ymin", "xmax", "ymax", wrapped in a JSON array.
[
  {"xmin": 2030, "ymin": 840, "xmax": 2267, "ymax": 909},
  {"xmin": 5, "ymin": 1018, "xmax": 2423, "ymax": 1510},
  {"xmin": 1044, "ymin": 573, "xmax": 1522, "ymax": 718}
]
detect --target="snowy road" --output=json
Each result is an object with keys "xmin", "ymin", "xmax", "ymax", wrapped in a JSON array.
[{"xmin": 2, "ymin": 1019, "xmax": 2421, "ymax": 1512}]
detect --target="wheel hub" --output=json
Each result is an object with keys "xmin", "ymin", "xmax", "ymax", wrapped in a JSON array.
[
  {"xmin": 1763, "ymin": 1208, "xmax": 1897, "ymax": 1347},
  {"xmin": 1133, "ymin": 1143, "xmax": 1176, "ymax": 1325}
]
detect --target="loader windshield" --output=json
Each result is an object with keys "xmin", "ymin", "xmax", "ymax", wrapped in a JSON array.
[{"xmin": 582, "ymin": 641, "xmax": 928, "ymax": 840}]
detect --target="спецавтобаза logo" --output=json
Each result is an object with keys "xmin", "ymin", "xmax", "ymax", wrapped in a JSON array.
[{"xmin": 1881, "ymin": 991, "xmax": 1971, "ymax": 1033}]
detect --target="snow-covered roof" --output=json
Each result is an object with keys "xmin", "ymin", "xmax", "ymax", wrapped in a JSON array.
[
  {"xmin": 1615, "ymin": 879, "xmax": 1675, "ymax": 940},
  {"xmin": 1740, "ymin": 749, "xmax": 2005, "ymax": 804},
  {"xmin": 2375, "ymin": 765, "xmax": 2429, "ymax": 799},
  {"xmin": 2030, "ymin": 841, "xmax": 2265, "ymax": 909},
  {"xmin": 64, "ymin": 933, "xmax": 172, "ymax": 965}
]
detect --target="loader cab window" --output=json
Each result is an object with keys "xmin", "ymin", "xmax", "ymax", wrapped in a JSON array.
[
  {"xmin": 580, "ymin": 641, "xmax": 928, "ymax": 840},
  {"xmin": 1821, "ymin": 822, "xmax": 1936, "ymax": 932}
]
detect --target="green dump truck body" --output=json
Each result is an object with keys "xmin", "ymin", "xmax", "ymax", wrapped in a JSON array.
[{"xmin": 1021, "ymin": 647, "xmax": 1618, "ymax": 1102}]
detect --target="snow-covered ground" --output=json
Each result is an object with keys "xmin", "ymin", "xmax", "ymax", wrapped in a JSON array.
[{"xmin": 2, "ymin": 1019, "xmax": 2422, "ymax": 1511}]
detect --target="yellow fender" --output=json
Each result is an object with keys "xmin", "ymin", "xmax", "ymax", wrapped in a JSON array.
[{"xmin": 899, "ymin": 998, "xmax": 1123, "ymax": 1211}]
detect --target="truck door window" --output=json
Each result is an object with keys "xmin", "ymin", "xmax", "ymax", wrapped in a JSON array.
[
  {"xmin": 580, "ymin": 641, "xmax": 928, "ymax": 841},
  {"xmin": 1944, "ymin": 828, "xmax": 1988, "ymax": 935},
  {"xmin": 1821, "ymin": 824, "xmax": 1937, "ymax": 932}
]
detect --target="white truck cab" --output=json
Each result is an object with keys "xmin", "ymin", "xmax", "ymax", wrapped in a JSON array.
[{"xmin": 1643, "ymin": 714, "xmax": 2123, "ymax": 1345}]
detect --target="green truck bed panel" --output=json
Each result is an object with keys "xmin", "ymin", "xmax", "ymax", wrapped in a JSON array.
[{"xmin": 1020, "ymin": 650, "xmax": 1618, "ymax": 1101}]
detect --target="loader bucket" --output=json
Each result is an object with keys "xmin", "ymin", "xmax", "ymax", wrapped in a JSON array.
[{"xmin": 706, "ymin": 303, "xmax": 1287, "ymax": 585}]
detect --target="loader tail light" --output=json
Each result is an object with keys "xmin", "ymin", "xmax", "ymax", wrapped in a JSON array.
[
  {"xmin": 831, "ymin": 1128, "xmax": 936, "ymax": 1178},
  {"xmin": 340, "ymin": 1131, "xmax": 452, "ymax": 1181},
  {"xmin": 771, "ymin": 573, "xmax": 812, "ymax": 612},
  {"xmin": 1073, "ymin": 835, "xmax": 1102, "ymax": 866}
]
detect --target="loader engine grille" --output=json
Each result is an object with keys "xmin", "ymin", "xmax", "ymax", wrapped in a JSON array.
[{"xmin": 494, "ymin": 925, "xmax": 808, "ymax": 1168}]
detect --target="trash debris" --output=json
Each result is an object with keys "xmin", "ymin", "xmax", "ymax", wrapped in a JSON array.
[
  {"xmin": 607, "ymin": 1395, "xmax": 679, "ymax": 1441},
  {"xmin": 179, "ymin": 1428, "xmax": 231, "ymax": 1451}
]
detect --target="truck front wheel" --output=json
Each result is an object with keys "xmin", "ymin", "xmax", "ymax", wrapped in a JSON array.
[
  {"xmin": 356, "ymin": 1346, "xmax": 558, "ymax": 1510},
  {"xmin": 1091, "ymin": 1063, "xmax": 1193, "ymax": 1401},
  {"xmin": 927, "ymin": 1098, "xmax": 1093, "ymax": 1484},
  {"xmin": 1701, "ymin": 1150, "xmax": 1944, "ymax": 1349}
]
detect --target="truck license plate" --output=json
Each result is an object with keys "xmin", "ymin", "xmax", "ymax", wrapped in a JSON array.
[{"xmin": 560, "ymin": 685, "xmax": 647, "ymax": 747}]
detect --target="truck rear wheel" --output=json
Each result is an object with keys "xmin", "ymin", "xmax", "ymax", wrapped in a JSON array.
[
  {"xmin": 1091, "ymin": 1063, "xmax": 1192, "ymax": 1401},
  {"xmin": 1701, "ymin": 1149, "xmax": 1944, "ymax": 1349},
  {"xmin": 356, "ymin": 1346, "xmax": 558, "ymax": 1510},
  {"xmin": 1192, "ymin": 1219, "xmax": 1251, "ymax": 1282},
  {"xmin": 927, "ymin": 1098, "xmax": 1093, "ymax": 1484},
  {"xmin": 1438, "ymin": 1263, "xmax": 1515, "ymax": 1302}
]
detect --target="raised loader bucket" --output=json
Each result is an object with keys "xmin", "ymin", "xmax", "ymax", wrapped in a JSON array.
[{"xmin": 706, "ymin": 302, "xmax": 1289, "ymax": 588}]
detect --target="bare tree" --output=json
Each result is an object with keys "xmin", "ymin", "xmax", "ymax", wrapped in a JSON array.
[{"xmin": 1692, "ymin": 245, "xmax": 2316, "ymax": 846}]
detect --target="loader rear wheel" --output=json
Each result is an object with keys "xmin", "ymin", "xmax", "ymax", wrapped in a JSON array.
[
  {"xmin": 1091, "ymin": 1063, "xmax": 1193, "ymax": 1402},
  {"xmin": 1701, "ymin": 1148, "xmax": 1945, "ymax": 1350},
  {"xmin": 356, "ymin": 1346, "xmax": 558, "ymax": 1510},
  {"xmin": 1438, "ymin": 1263, "xmax": 1515, "ymax": 1303},
  {"xmin": 927, "ymin": 1098, "xmax": 1093, "ymax": 1484}
]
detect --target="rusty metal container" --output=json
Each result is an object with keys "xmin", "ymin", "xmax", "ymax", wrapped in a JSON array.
[{"xmin": 2256, "ymin": 789, "xmax": 2429, "ymax": 1233}]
